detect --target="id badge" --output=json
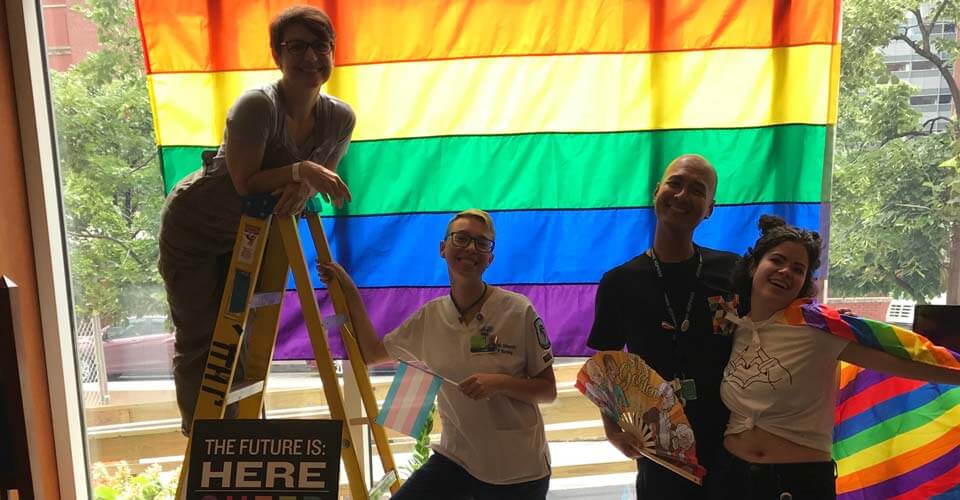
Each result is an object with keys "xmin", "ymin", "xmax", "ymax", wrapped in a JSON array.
[
  {"xmin": 469, "ymin": 334, "xmax": 498, "ymax": 354},
  {"xmin": 680, "ymin": 378, "xmax": 698, "ymax": 401}
]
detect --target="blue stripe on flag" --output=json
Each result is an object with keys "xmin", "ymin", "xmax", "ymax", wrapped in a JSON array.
[
  {"xmin": 834, "ymin": 384, "xmax": 960, "ymax": 441},
  {"xmin": 375, "ymin": 362, "xmax": 408, "ymax": 427},
  {"xmin": 290, "ymin": 203, "xmax": 821, "ymax": 288},
  {"xmin": 409, "ymin": 376, "xmax": 443, "ymax": 438}
]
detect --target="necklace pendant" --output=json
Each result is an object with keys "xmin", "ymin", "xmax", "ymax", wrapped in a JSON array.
[
  {"xmin": 680, "ymin": 319, "xmax": 690, "ymax": 332},
  {"xmin": 661, "ymin": 321, "xmax": 676, "ymax": 331}
]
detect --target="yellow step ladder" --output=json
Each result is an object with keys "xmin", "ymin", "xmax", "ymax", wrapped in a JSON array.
[{"xmin": 175, "ymin": 195, "xmax": 399, "ymax": 499}]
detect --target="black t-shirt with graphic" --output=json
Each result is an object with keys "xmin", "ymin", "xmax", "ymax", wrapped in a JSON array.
[{"xmin": 588, "ymin": 246, "xmax": 739, "ymax": 475}]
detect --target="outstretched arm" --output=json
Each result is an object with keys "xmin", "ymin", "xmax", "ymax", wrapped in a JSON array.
[
  {"xmin": 839, "ymin": 342, "xmax": 960, "ymax": 386},
  {"xmin": 318, "ymin": 262, "xmax": 390, "ymax": 365}
]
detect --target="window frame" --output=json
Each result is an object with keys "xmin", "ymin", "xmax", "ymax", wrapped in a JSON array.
[{"xmin": 6, "ymin": 0, "xmax": 89, "ymax": 497}]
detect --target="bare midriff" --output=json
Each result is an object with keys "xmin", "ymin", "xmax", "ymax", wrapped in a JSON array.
[{"xmin": 724, "ymin": 427, "xmax": 830, "ymax": 463}]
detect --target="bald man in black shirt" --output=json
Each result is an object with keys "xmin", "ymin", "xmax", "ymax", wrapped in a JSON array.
[{"xmin": 588, "ymin": 154, "xmax": 738, "ymax": 500}]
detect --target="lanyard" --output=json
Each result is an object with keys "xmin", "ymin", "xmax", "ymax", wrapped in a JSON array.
[
  {"xmin": 648, "ymin": 246, "xmax": 703, "ymax": 333},
  {"xmin": 451, "ymin": 282, "xmax": 487, "ymax": 323}
]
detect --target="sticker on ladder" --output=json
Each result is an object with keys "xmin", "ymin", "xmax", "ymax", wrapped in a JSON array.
[
  {"xmin": 238, "ymin": 223, "xmax": 261, "ymax": 266},
  {"xmin": 323, "ymin": 313, "xmax": 347, "ymax": 331},
  {"xmin": 228, "ymin": 270, "xmax": 252, "ymax": 315}
]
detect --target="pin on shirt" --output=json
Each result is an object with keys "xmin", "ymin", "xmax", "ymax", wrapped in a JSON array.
[{"xmin": 661, "ymin": 319, "xmax": 691, "ymax": 332}]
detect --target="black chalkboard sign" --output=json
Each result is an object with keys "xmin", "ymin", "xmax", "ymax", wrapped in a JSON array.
[{"xmin": 187, "ymin": 419, "xmax": 342, "ymax": 499}]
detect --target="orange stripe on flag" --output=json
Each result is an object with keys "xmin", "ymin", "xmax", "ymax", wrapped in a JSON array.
[
  {"xmin": 135, "ymin": 0, "xmax": 840, "ymax": 73},
  {"xmin": 836, "ymin": 425, "xmax": 960, "ymax": 494}
]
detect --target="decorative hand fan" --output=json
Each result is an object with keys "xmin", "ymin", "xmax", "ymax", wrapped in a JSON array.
[{"xmin": 576, "ymin": 351, "xmax": 706, "ymax": 484}]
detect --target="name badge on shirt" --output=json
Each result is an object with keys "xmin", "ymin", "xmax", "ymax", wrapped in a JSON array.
[
  {"xmin": 680, "ymin": 378, "xmax": 698, "ymax": 401},
  {"xmin": 470, "ymin": 334, "xmax": 499, "ymax": 354},
  {"xmin": 671, "ymin": 378, "xmax": 697, "ymax": 406}
]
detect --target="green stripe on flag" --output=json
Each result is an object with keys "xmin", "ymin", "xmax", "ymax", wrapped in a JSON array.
[
  {"xmin": 832, "ymin": 386, "xmax": 960, "ymax": 460},
  {"xmin": 160, "ymin": 124, "xmax": 826, "ymax": 213}
]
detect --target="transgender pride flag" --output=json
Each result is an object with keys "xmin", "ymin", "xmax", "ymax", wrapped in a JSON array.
[{"xmin": 375, "ymin": 361, "xmax": 443, "ymax": 439}]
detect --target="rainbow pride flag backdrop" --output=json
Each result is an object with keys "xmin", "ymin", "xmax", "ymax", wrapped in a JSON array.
[
  {"xmin": 783, "ymin": 301, "xmax": 960, "ymax": 499},
  {"xmin": 135, "ymin": 2, "xmax": 960, "ymax": 496},
  {"xmin": 136, "ymin": 0, "xmax": 841, "ymax": 358}
]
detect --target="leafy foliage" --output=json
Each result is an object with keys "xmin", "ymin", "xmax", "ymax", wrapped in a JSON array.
[
  {"xmin": 831, "ymin": 0, "xmax": 960, "ymax": 302},
  {"xmin": 91, "ymin": 462, "xmax": 177, "ymax": 500},
  {"xmin": 52, "ymin": 0, "xmax": 164, "ymax": 322},
  {"xmin": 400, "ymin": 402, "xmax": 437, "ymax": 479}
]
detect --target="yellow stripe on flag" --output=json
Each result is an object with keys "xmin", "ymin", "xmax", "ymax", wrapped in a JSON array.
[{"xmin": 150, "ymin": 45, "xmax": 838, "ymax": 146}]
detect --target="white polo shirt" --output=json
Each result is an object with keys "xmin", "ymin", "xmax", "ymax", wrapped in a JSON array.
[{"xmin": 383, "ymin": 287, "xmax": 555, "ymax": 484}]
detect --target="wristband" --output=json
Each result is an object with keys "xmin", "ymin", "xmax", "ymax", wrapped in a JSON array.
[{"xmin": 291, "ymin": 161, "xmax": 302, "ymax": 182}]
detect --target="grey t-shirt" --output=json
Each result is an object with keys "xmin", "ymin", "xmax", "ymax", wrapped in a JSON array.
[
  {"xmin": 159, "ymin": 82, "xmax": 355, "ymax": 265},
  {"xmin": 207, "ymin": 82, "xmax": 355, "ymax": 176}
]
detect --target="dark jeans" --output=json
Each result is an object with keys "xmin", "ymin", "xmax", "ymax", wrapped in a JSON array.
[
  {"xmin": 391, "ymin": 452, "xmax": 550, "ymax": 500},
  {"xmin": 636, "ymin": 457, "xmax": 715, "ymax": 500},
  {"xmin": 711, "ymin": 449, "xmax": 837, "ymax": 500}
]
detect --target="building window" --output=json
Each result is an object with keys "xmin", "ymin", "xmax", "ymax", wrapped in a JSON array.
[{"xmin": 909, "ymin": 95, "xmax": 938, "ymax": 105}]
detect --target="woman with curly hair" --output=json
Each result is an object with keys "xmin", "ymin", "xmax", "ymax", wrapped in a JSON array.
[{"xmin": 715, "ymin": 215, "xmax": 960, "ymax": 499}]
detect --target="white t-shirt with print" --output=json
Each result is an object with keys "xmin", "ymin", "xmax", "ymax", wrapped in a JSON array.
[
  {"xmin": 383, "ymin": 286, "xmax": 555, "ymax": 485},
  {"xmin": 720, "ymin": 311, "xmax": 850, "ymax": 453}
]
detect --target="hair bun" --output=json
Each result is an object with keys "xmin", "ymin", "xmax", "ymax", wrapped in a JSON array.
[
  {"xmin": 757, "ymin": 214, "xmax": 787, "ymax": 234},
  {"xmin": 808, "ymin": 230, "xmax": 823, "ymax": 246}
]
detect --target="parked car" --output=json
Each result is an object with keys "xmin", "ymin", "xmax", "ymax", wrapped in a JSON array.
[{"xmin": 78, "ymin": 316, "xmax": 175, "ymax": 381}]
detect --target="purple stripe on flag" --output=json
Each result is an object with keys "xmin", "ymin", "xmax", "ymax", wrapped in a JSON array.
[
  {"xmin": 838, "ymin": 444, "xmax": 960, "ymax": 500},
  {"xmin": 837, "ymin": 369, "xmax": 891, "ymax": 406},
  {"xmin": 800, "ymin": 305, "xmax": 830, "ymax": 332},
  {"xmin": 273, "ymin": 284, "xmax": 598, "ymax": 359}
]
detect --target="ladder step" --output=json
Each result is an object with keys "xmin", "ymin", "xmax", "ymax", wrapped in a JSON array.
[
  {"xmin": 226, "ymin": 380, "xmax": 265, "ymax": 405},
  {"xmin": 250, "ymin": 292, "xmax": 283, "ymax": 308}
]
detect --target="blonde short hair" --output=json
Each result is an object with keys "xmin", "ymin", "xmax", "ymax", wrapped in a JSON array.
[{"xmin": 446, "ymin": 209, "xmax": 495, "ymax": 239}]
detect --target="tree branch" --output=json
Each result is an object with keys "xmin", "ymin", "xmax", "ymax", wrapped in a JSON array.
[
  {"xmin": 881, "ymin": 117, "xmax": 958, "ymax": 146},
  {"xmin": 880, "ymin": 130, "xmax": 929, "ymax": 146},
  {"xmin": 924, "ymin": 115, "xmax": 955, "ymax": 130},
  {"xmin": 892, "ymin": 31, "xmax": 960, "ymax": 135},
  {"xmin": 910, "ymin": 8, "xmax": 930, "ymax": 53},
  {"xmin": 877, "ymin": 263, "xmax": 921, "ymax": 301},
  {"xmin": 69, "ymin": 230, "xmax": 146, "ymax": 266},
  {"xmin": 928, "ymin": 1, "xmax": 950, "ymax": 32},
  {"xmin": 129, "ymin": 150, "xmax": 157, "ymax": 173}
]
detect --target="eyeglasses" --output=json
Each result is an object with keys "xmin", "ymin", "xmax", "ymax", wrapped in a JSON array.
[
  {"xmin": 446, "ymin": 231, "xmax": 495, "ymax": 253},
  {"xmin": 281, "ymin": 39, "xmax": 333, "ymax": 56}
]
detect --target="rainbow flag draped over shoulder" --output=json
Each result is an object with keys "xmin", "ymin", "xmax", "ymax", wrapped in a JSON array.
[
  {"xmin": 135, "ymin": 2, "xmax": 840, "ymax": 358},
  {"xmin": 785, "ymin": 301, "xmax": 960, "ymax": 499}
]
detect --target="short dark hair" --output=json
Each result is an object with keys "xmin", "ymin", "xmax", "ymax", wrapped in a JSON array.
[
  {"xmin": 733, "ymin": 215, "xmax": 823, "ymax": 313},
  {"xmin": 269, "ymin": 6, "xmax": 335, "ymax": 61}
]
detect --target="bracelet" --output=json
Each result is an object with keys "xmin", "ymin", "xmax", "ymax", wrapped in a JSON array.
[{"xmin": 291, "ymin": 161, "xmax": 302, "ymax": 182}]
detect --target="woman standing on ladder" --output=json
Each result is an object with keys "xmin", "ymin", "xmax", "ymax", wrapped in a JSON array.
[{"xmin": 158, "ymin": 5, "xmax": 355, "ymax": 435}]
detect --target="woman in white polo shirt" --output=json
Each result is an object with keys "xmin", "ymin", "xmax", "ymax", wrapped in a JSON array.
[
  {"xmin": 319, "ymin": 208, "xmax": 557, "ymax": 500},
  {"xmin": 716, "ymin": 215, "xmax": 960, "ymax": 499}
]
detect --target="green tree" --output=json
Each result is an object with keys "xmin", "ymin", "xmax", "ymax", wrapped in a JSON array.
[
  {"xmin": 831, "ymin": 0, "xmax": 960, "ymax": 303},
  {"xmin": 52, "ymin": 0, "xmax": 164, "ymax": 323}
]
